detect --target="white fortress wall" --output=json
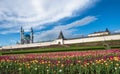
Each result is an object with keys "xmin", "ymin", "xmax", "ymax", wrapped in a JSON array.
[
  {"xmin": 1, "ymin": 41, "xmax": 56, "ymax": 50},
  {"xmin": 64, "ymin": 37, "xmax": 105, "ymax": 44},
  {"xmin": 1, "ymin": 43, "xmax": 40, "ymax": 50},
  {"xmin": 102, "ymin": 34, "xmax": 120, "ymax": 40},
  {"xmin": 64, "ymin": 34, "xmax": 120, "ymax": 44},
  {"xmin": 38, "ymin": 41, "xmax": 56, "ymax": 46},
  {"xmin": 1, "ymin": 34, "xmax": 120, "ymax": 50}
]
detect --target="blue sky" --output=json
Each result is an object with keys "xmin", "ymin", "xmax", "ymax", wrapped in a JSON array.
[{"xmin": 0, "ymin": 0, "xmax": 120, "ymax": 46}]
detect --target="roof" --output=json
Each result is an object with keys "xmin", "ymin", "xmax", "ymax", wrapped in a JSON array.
[
  {"xmin": 90, "ymin": 28, "xmax": 110, "ymax": 34},
  {"xmin": 58, "ymin": 31, "xmax": 64, "ymax": 39},
  {"xmin": 24, "ymin": 34, "xmax": 30, "ymax": 40}
]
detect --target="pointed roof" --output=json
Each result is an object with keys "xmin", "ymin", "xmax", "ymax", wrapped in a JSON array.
[
  {"xmin": 105, "ymin": 28, "xmax": 109, "ymax": 32},
  {"xmin": 20, "ymin": 26, "xmax": 24, "ymax": 33},
  {"xmin": 58, "ymin": 31, "xmax": 64, "ymax": 39},
  {"xmin": 20, "ymin": 26, "xmax": 23, "ymax": 31}
]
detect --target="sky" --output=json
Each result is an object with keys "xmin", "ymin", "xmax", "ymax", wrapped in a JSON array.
[{"xmin": 0, "ymin": 0, "xmax": 120, "ymax": 46}]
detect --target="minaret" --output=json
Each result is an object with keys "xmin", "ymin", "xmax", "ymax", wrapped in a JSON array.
[
  {"xmin": 20, "ymin": 27, "xmax": 24, "ymax": 44},
  {"xmin": 30, "ymin": 27, "xmax": 33, "ymax": 43}
]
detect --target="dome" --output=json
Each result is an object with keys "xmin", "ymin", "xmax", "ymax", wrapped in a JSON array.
[{"xmin": 24, "ymin": 34, "xmax": 30, "ymax": 40}]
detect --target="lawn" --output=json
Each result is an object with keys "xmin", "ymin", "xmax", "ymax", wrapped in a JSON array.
[{"xmin": 1, "ymin": 45, "xmax": 120, "ymax": 55}]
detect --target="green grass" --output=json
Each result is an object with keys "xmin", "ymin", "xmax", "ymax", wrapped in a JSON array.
[
  {"xmin": 2, "ymin": 45, "xmax": 120, "ymax": 55},
  {"xmin": 0, "ymin": 52, "xmax": 2, "ymax": 55},
  {"xmin": 2, "ymin": 46, "xmax": 103, "ymax": 55}
]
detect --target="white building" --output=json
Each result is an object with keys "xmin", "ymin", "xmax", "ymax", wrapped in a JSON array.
[{"xmin": 88, "ymin": 28, "xmax": 110, "ymax": 37}]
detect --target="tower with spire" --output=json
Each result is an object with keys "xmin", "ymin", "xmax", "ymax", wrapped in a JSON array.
[
  {"xmin": 58, "ymin": 31, "xmax": 64, "ymax": 39},
  {"xmin": 56, "ymin": 31, "xmax": 64, "ymax": 45},
  {"xmin": 105, "ymin": 28, "xmax": 110, "ymax": 34}
]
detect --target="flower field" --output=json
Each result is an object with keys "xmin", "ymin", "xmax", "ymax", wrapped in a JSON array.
[{"xmin": 0, "ymin": 49, "xmax": 120, "ymax": 74}]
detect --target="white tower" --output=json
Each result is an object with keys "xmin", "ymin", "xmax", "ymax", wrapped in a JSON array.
[{"xmin": 56, "ymin": 31, "xmax": 64, "ymax": 45}]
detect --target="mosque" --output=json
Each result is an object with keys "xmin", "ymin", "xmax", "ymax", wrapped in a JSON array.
[{"xmin": 20, "ymin": 27, "xmax": 33, "ymax": 44}]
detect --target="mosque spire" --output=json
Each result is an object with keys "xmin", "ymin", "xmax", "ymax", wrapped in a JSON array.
[
  {"xmin": 30, "ymin": 27, "xmax": 34, "ymax": 43},
  {"xmin": 20, "ymin": 26, "xmax": 24, "ymax": 44}
]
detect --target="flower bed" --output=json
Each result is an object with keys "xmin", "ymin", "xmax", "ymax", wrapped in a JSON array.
[{"xmin": 0, "ymin": 49, "xmax": 120, "ymax": 74}]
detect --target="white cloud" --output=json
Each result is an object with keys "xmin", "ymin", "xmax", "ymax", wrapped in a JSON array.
[
  {"xmin": 0, "ymin": 0, "xmax": 98, "ymax": 34},
  {"xmin": 114, "ymin": 29, "xmax": 120, "ymax": 33},
  {"xmin": 34, "ymin": 16, "xmax": 97, "ymax": 42}
]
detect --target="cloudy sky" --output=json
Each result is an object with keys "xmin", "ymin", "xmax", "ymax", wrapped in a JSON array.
[{"xmin": 0, "ymin": 0, "xmax": 120, "ymax": 46}]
